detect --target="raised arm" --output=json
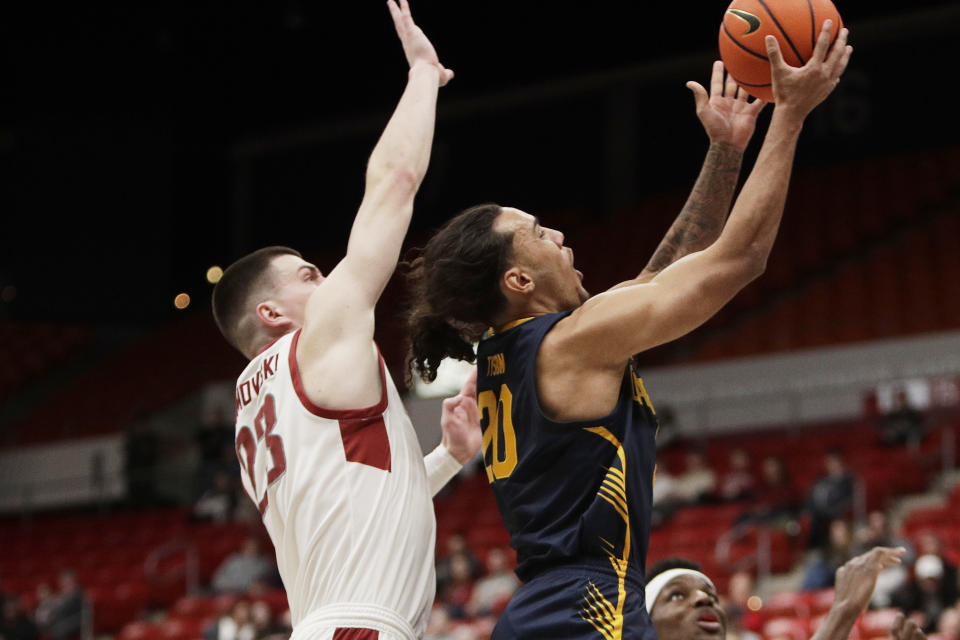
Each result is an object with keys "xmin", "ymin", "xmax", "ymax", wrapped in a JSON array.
[
  {"xmin": 558, "ymin": 23, "xmax": 852, "ymax": 366},
  {"xmin": 313, "ymin": 0, "xmax": 451, "ymax": 314},
  {"xmin": 297, "ymin": 1, "xmax": 451, "ymax": 407},
  {"xmin": 810, "ymin": 547, "xmax": 906, "ymax": 640},
  {"xmin": 630, "ymin": 62, "xmax": 766, "ymax": 284}
]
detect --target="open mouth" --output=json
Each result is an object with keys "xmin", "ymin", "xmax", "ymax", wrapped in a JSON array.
[{"xmin": 696, "ymin": 612, "xmax": 722, "ymax": 633}]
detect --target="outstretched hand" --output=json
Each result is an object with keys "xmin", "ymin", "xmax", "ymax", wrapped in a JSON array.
[
  {"xmin": 890, "ymin": 613, "xmax": 927, "ymax": 640},
  {"xmin": 440, "ymin": 369, "xmax": 482, "ymax": 464},
  {"xmin": 833, "ymin": 546, "xmax": 906, "ymax": 615},
  {"xmin": 767, "ymin": 20, "xmax": 852, "ymax": 120},
  {"xmin": 387, "ymin": 0, "xmax": 454, "ymax": 86},
  {"xmin": 686, "ymin": 61, "xmax": 766, "ymax": 151}
]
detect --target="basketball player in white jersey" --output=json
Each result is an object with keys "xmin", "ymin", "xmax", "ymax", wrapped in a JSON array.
[{"xmin": 211, "ymin": 2, "xmax": 480, "ymax": 639}]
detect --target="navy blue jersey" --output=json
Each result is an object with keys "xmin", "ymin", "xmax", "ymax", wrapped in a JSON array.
[{"xmin": 476, "ymin": 312, "xmax": 659, "ymax": 600}]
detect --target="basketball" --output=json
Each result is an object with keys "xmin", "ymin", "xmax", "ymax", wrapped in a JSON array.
[{"xmin": 719, "ymin": 0, "xmax": 843, "ymax": 102}]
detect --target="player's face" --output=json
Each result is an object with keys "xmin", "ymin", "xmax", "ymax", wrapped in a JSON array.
[
  {"xmin": 650, "ymin": 575, "xmax": 726, "ymax": 640},
  {"xmin": 268, "ymin": 254, "xmax": 325, "ymax": 329},
  {"xmin": 494, "ymin": 207, "xmax": 589, "ymax": 310}
]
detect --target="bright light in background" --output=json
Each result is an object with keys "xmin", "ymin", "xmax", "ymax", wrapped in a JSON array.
[
  {"xmin": 747, "ymin": 596, "xmax": 763, "ymax": 611},
  {"xmin": 206, "ymin": 266, "xmax": 223, "ymax": 284},
  {"xmin": 411, "ymin": 345, "xmax": 478, "ymax": 398},
  {"xmin": 174, "ymin": 293, "xmax": 191, "ymax": 310}
]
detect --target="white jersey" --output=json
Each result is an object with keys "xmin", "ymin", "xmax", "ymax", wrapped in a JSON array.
[{"xmin": 233, "ymin": 330, "xmax": 436, "ymax": 639}]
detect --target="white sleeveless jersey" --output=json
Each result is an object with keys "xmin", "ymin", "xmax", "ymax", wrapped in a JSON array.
[{"xmin": 233, "ymin": 330, "xmax": 436, "ymax": 637}]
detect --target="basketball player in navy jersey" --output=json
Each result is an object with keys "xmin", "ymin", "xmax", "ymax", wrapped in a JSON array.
[{"xmin": 404, "ymin": 25, "xmax": 851, "ymax": 640}]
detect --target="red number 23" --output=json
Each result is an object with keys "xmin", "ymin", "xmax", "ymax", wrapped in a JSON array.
[{"xmin": 236, "ymin": 393, "xmax": 287, "ymax": 516}]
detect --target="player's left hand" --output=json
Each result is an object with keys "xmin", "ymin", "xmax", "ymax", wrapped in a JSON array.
[
  {"xmin": 890, "ymin": 612, "xmax": 927, "ymax": 640},
  {"xmin": 686, "ymin": 60, "xmax": 767, "ymax": 151},
  {"xmin": 440, "ymin": 369, "xmax": 482, "ymax": 464},
  {"xmin": 833, "ymin": 546, "xmax": 906, "ymax": 615}
]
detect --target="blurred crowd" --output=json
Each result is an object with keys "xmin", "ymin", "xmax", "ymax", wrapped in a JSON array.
[{"xmin": 1, "ymin": 570, "xmax": 88, "ymax": 640}]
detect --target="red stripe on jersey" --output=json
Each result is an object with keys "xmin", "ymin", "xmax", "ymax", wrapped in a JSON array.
[
  {"xmin": 288, "ymin": 330, "xmax": 389, "ymax": 419},
  {"xmin": 333, "ymin": 629, "xmax": 379, "ymax": 640},
  {"xmin": 338, "ymin": 414, "xmax": 391, "ymax": 471}
]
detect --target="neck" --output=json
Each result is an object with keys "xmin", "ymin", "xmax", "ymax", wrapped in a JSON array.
[{"xmin": 490, "ymin": 300, "xmax": 556, "ymax": 332}]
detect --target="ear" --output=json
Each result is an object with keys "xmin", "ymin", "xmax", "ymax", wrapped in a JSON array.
[
  {"xmin": 502, "ymin": 267, "xmax": 535, "ymax": 296},
  {"xmin": 256, "ymin": 300, "xmax": 292, "ymax": 331}
]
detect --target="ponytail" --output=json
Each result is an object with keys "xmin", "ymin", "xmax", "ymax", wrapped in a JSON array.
[
  {"xmin": 407, "ymin": 311, "xmax": 478, "ymax": 383},
  {"xmin": 402, "ymin": 204, "xmax": 512, "ymax": 384}
]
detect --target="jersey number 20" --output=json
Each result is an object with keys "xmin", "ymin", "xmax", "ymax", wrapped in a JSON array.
[
  {"xmin": 479, "ymin": 384, "xmax": 518, "ymax": 482},
  {"xmin": 236, "ymin": 393, "xmax": 287, "ymax": 516}
]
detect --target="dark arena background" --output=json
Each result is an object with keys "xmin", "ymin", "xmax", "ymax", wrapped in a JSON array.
[{"xmin": 2, "ymin": 1, "xmax": 959, "ymax": 639}]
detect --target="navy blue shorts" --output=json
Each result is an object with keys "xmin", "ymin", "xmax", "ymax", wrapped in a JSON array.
[{"xmin": 492, "ymin": 560, "xmax": 657, "ymax": 640}]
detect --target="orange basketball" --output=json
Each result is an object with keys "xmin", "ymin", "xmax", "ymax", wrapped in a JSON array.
[{"xmin": 718, "ymin": 0, "xmax": 843, "ymax": 102}]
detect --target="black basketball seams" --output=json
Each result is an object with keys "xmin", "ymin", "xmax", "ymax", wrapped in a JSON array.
[
  {"xmin": 757, "ymin": 0, "xmax": 807, "ymax": 64},
  {"xmin": 727, "ymin": 74, "xmax": 772, "ymax": 89},
  {"xmin": 806, "ymin": 0, "xmax": 817, "ymax": 51},
  {"xmin": 721, "ymin": 23, "xmax": 769, "ymax": 61}
]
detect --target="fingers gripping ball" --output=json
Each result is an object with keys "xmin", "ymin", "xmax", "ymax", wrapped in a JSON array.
[{"xmin": 719, "ymin": 0, "xmax": 843, "ymax": 102}]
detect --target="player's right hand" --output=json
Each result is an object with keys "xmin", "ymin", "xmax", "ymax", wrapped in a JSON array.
[
  {"xmin": 766, "ymin": 20, "xmax": 852, "ymax": 120},
  {"xmin": 440, "ymin": 369, "xmax": 482, "ymax": 464},
  {"xmin": 388, "ymin": 0, "xmax": 455, "ymax": 86}
]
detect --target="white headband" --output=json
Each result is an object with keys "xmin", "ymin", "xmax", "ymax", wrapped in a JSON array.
[{"xmin": 645, "ymin": 568, "xmax": 716, "ymax": 614}]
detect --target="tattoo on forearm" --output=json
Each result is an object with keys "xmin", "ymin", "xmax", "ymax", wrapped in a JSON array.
[{"xmin": 644, "ymin": 142, "xmax": 743, "ymax": 274}]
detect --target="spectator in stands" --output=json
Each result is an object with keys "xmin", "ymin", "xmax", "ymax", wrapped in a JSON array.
[
  {"xmin": 274, "ymin": 609, "xmax": 292, "ymax": 639},
  {"xmin": 211, "ymin": 536, "xmax": 275, "ymax": 594},
  {"xmin": 32, "ymin": 584, "xmax": 56, "ymax": 633},
  {"xmin": 853, "ymin": 510, "xmax": 915, "ymax": 607},
  {"xmin": 802, "ymin": 518, "xmax": 856, "ymax": 591},
  {"xmin": 435, "ymin": 534, "xmax": 481, "ymax": 596},
  {"xmin": 674, "ymin": 449, "xmax": 718, "ymax": 505},
  {"xmin": 651, "ymin": 458, "xmax": 682, "ymax": 527},
  {"xmin": 193, "ymin": 471, "xmax": 240, "ymax": 522},
  {"xmin": 439, "ymin": 552, "xmax": 475, "ymax": 620},
  {"xmin": 37, "ymin": 570, "xmax": 88, "ymax": 640},
  {"xmin": 466, "ymin": 548, "xmax": 520, "ymax": 617},
  {"xmin": 249, "ymin": 600, "xmax": 285, "ymax": 640},
  {"xmin": 876, "ymin": 389, "xmax": 927, "ymax": 448},
  {"xmin": 211, "ymin": 599, "xmax": 256, "ymax": 640},
  {"xmin": 718, "ymin": 448, "xmax": 756, "ymax": 503},
  {"xmin": 892, "ymin": 553, "xmax": 959, "ymax": 633},
  {"xmin": 915, "ymin": 530, "xmax": 959, "ymax": 591},
  {"xmin": 424, "ymin": 606, "xmax": 456, "ymax": 640},
  {"xmin": 804, "ymin": 449, "xmax": 858, "ymax": 551},
  {"xmin": 647, "ymin": 547, "xmax": 918, "ymax": 640},
  {"xmin": 735, "ymin": 455, "xmax": 800, "ymax": 529},
  {"xmin": 651, "ymin": 449, "xmax": 719, "ymax": 526},
  {"xmin": 1, "ymin": 595, "xmax": 38, "ymax": 640}
]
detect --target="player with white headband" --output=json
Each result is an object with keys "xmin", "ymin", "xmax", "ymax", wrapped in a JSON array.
[{"xmin": 645, "ymin": 546, "xmax": 926, "ymax": 640}]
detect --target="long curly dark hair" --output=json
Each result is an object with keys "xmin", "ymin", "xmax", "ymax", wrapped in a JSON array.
[{"xmin": 403, "ymin": 204, "xmax": 514, "ymax": 383}]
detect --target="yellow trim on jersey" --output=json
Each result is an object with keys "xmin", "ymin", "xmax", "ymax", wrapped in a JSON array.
[
  {"xmin": 631, "ymin": 372, "xmax": 656, "ymax": 415},
  {"xmin": 486, "ymin": 316, "xmax": 536, "ymax": 337},
  {"xmin": 579, "ymin": 426, "xmax": 632, "ymax": 640}
]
